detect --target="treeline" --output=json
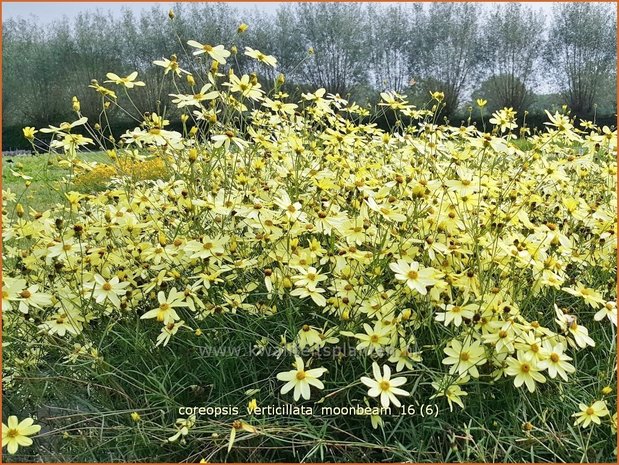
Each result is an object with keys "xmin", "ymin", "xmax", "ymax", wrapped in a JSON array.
[{"xmin": 2, "ymin": 2, "xmax": 617, "ymax": 149}]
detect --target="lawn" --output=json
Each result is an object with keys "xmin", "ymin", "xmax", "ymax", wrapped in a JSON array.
[{"xmin": 2, "ymin": 151, "xmax": 111, "ymax": 212}]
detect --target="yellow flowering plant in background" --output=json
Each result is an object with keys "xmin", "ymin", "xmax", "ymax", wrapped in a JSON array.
[{"xmin": 2, "ymin": 22, "xmax": 617, "ymax": 463}]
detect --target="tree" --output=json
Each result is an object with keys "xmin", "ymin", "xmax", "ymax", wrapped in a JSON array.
[
  {"xmin": 545, "ymin": 3, "xmax": 617, "ymax": 116},
  {"xmin": 479, "ymin": 4, "xmax": 544, "ymax": 113},
  {"xmin": 471, "ymin": 75, "xmax": 535, "ymax": 114},
  {"xmin": 416, "ymin": 3, "xmax": 483, "ymax": 116},
  {"xmin": 290, "ymin": 3, "xmax": 370, "ymax": 97},
  {"xmin": 367, "ymin": 4, "xmax": 422, "ymax": 93}
]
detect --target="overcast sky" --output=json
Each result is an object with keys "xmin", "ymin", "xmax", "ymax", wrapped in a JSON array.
[{"xmin": 3, "ymin": 2, "xmax": 556, "ymax": 24}]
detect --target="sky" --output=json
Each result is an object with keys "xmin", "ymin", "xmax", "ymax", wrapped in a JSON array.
[{"xmin": 3, "ymin": 2, "xmax": 556, "ymax": 24}]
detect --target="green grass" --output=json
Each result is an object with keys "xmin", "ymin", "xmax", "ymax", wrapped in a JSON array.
[{"xmin": 2, "ymin": 151, "xmax": 110, "ymax": 211}]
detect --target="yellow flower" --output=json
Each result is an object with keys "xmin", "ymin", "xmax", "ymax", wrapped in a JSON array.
[
  {"xmin": 186, "ymin": 41, "xmax": 231, "ymax": 64},
  {"xmin": 360, "ymin": 363, "xmax": 409, "ymax": 408},
  {"xmin": 237, "ymin": 23, "xmax": 249, "ymax": 33},
  {"xmin": 104, "ymin": 71, "xmax": 146, "ymax": 89},
  {"xmin": 2, "ymin": 415, "xmax": 41, "ymax": 454},
  {"xmin": 505, "ymin": 352, "xmax": 546, "ymax": 392},
  {"xmin": 572, "ymin": 400, "xmax": 609, "ymax": 428},
  {"xmin": 476, "ymin": 98, "xmax": 487, "ymax": 108},
  {"xmin": 130, "ymin": 412, "xmax": 141, "ymax": 422},
  {"xmin": 247, "ymin": 399, "xmax": 258, "ymax": 413},
  {"xmin": 276, "ymin": 356, "xmax": 327, "ymax": 401},
  {"xmin": 244, "ymin": 47, "xmax": 277, "ymax": 67},
  {"xmin": 22, "ymin": 126, "xmax": 37, "ymax": 140},
  {"xmin": 442, "ymin": 339, "xmax": 486, "ymax": 378},
  {"xmin": 389, "ymin": 259, "xmax": 442, "ymax": 295}
]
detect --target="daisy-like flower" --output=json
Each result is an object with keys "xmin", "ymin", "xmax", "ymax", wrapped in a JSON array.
[
  {"xmin": 505, "ymin": 352, "xmax": 546, "ymax": 392},
  {"xmin": 538, "ymin": 342, "xmax": 575, "ymax": 381},
  {"xmin": 153, "ymin": 55, "xmax": 188, "ymax": 76},
  {"xmin": 572, "ymin": 400, "xmax": 609, "ymax": 428},
  {"xmin": 2, "ymin": 415, "xmax": 41, "ymax": 454},
  {"xmin": 276, "ymin": 356, "xmax": 327, "ymax": 401},
  {"xmin": 389, "ymin": 259, "xmax": 441, "ymax": 295},
  {"xmin": 186, "ymin": 40, "xmax": 230, "ymax": 64},
  {"xmin": 292, "ymin": 266, "xmax": 327, "ymax": 290},
  {"xmin": 442, "ymin": 338, "xmax": 486, "ymax": 378},
  {"xmin": 562, "ymin": 283, "xmax": 606, "ymax": 308},
  {"xmin": 244, "ymin": 47, "xmax": 277, "ymax": 67},
  {"xmin": 360, "ymin": 363, "xmax": 409, "ymax": 408},
  {"xmin": 2, "ymin": 277, "xmax": 27, "ymax": 312},
  {"xmin": 17, "ymin": 284, "xmax": 52, "ymax": 314},
  {"xmin": 140, "ymin": 288, "xmax": 187, "ymax": 325},
  {"xmin": 168, "ymin": 415, "xmax": 196, "ymax": 442},
  {"xmin": 435, "ymin": 302, "xmax": 477, "ymax": 327},
  {"xmin": 430, "ymin": 376, "xmax": 469, "ymax": 411},
  {"xmin": 89, "ymin": 274, "xmax": 130, "ymax": 308},
  {"xmin": 353, "ymin": 323, "xmax": 391, "ymax": 355},
  {"xmin": 156, "ymin": 320, "xmax": 186, "ymax": 347},
  {"xmin": 224, "ymin": 73, "xmax": 264, "ymax": 100},
  {"xmin": 594, "ymin": 301, "xmax": 617, "ymax": 326},
  {"xmin": 104, "ymin": 71, "xmax": 145, "ymax": 89}
]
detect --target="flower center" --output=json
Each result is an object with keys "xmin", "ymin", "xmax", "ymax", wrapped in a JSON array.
[
  {"xmin": 20, "ymin": 290, "xmax": 32, "ymax": 299},
  {"xmin": 586, "ymin": 407, "xmax": 594, "ymax": 416},
  {"xmin": 7, "ymin": 428, "xmax": 18, "ymax": 438},
  {"xmin": 521, "ymin": 363, "xmax": 530, "ymax": 373},
  {"xmin": 296, "ymin": 371, "xmax": 306, "ymax": 381},
  {"xmin": 550, "ymin": 353, "xmax": 560, "ymax": 363},
  {"xmin": 102, "ymin": 283, "xmax": 112, "ymax": 291},
  {"xmin": 379, "ymin": 380, "xmax": 391, "ymax": 391},
  {"xmin": 407, "ymin": 271, "xmax": 418, "ymax": 280},
  {"xmin": 459, "ymin": 352, "xmax": 470, "ymax": 362}
]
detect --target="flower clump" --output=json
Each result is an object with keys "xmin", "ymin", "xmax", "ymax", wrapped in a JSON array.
[{"xmin": 3, "ymin": 38, "xmax": 617, "ymax": 456}]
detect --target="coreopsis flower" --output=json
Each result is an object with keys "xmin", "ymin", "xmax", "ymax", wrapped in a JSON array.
[
  {"xmin": 224, "ymin": 74, "xmax": 264, "ymax": 100},
  {"xmin": 572, "ymin": 401, "xmax": 609, "ymax": 428},
  {"xmin": 435, "ymin": 302, "xmax": 477, "ymax": 327},
  {"xmin": 170, "ymin": 84, "xmax": 219, "ymax": 108},
  {"xmin": 168, "ymin": 415, "xmax": 196, "ymax": 442},
  {"xmin": 489, "ymin": 108, "xmax": 517, "ymax": 132},
  {"xmin": 186, "ymin": 41, "xmax": 230, "ymax": 64},
  {"xmin": 2, "ymin": 277, "xmax": 27, "ymax": 312},
  {"xmin": 88, "ymin": 274, "xmax": 130, "ymax": 308},
  {"xmin": 360, "ymin": 363, "xmax": 409, "ymax": 408},
  {"xmin": 276, "ymin": 356, "xmax": 327, "ymax": 401},
  {"xmin": 442, "ymin": 338, "xmax": 486, "ymax": 378},
  {"xmin": 538, "ymin": 342, "xmax": 575, "ymax": 381},
  {"xmin": 389, "ymin": 260, "xmax": 442, "ymax": 295},
  {"xmin": 351, "ymin": 323, "xmax": 391, "ymax": 355},
  {"xmin": 153, "ymin": 56, "xmax": 188, "ymax": 76},
  {"xmin": 594, "ymin": 301, "xmax": 617, "ymax": 326},
  {"xmin": 431, "ymin": 376, "xmax": 469, "ymax": 411},
  {"xmin": 2, "ymin": 416, "xmax": 41, "ymax": 454},
  {"xmin": 244, "ymin": 47, "xmax": 277, "ymax": 67},
  {"xmin": 562, "ymin": 283, "xmax": 606, "ymax": 308},
  {"xmin": 22, "ymin": 127, "xmax": 37, "ymax": 140},
  {"xmin": 140, "ymin": 288, "xmax": 187, "ymax": 324},
  {"xmin": 17, "ymin": 285, "xmax": 52, "ymax": 314},
  {"xmin": 104, "ymin": 71, "xmax": 145, "ymax": 89},
  {"xmin": 505, "ymin": 352, "xmax": 546, "ymax": 393},
  {"xmin": 156, "ymin": 320, "xmax": 186, "ymax": 347}
]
